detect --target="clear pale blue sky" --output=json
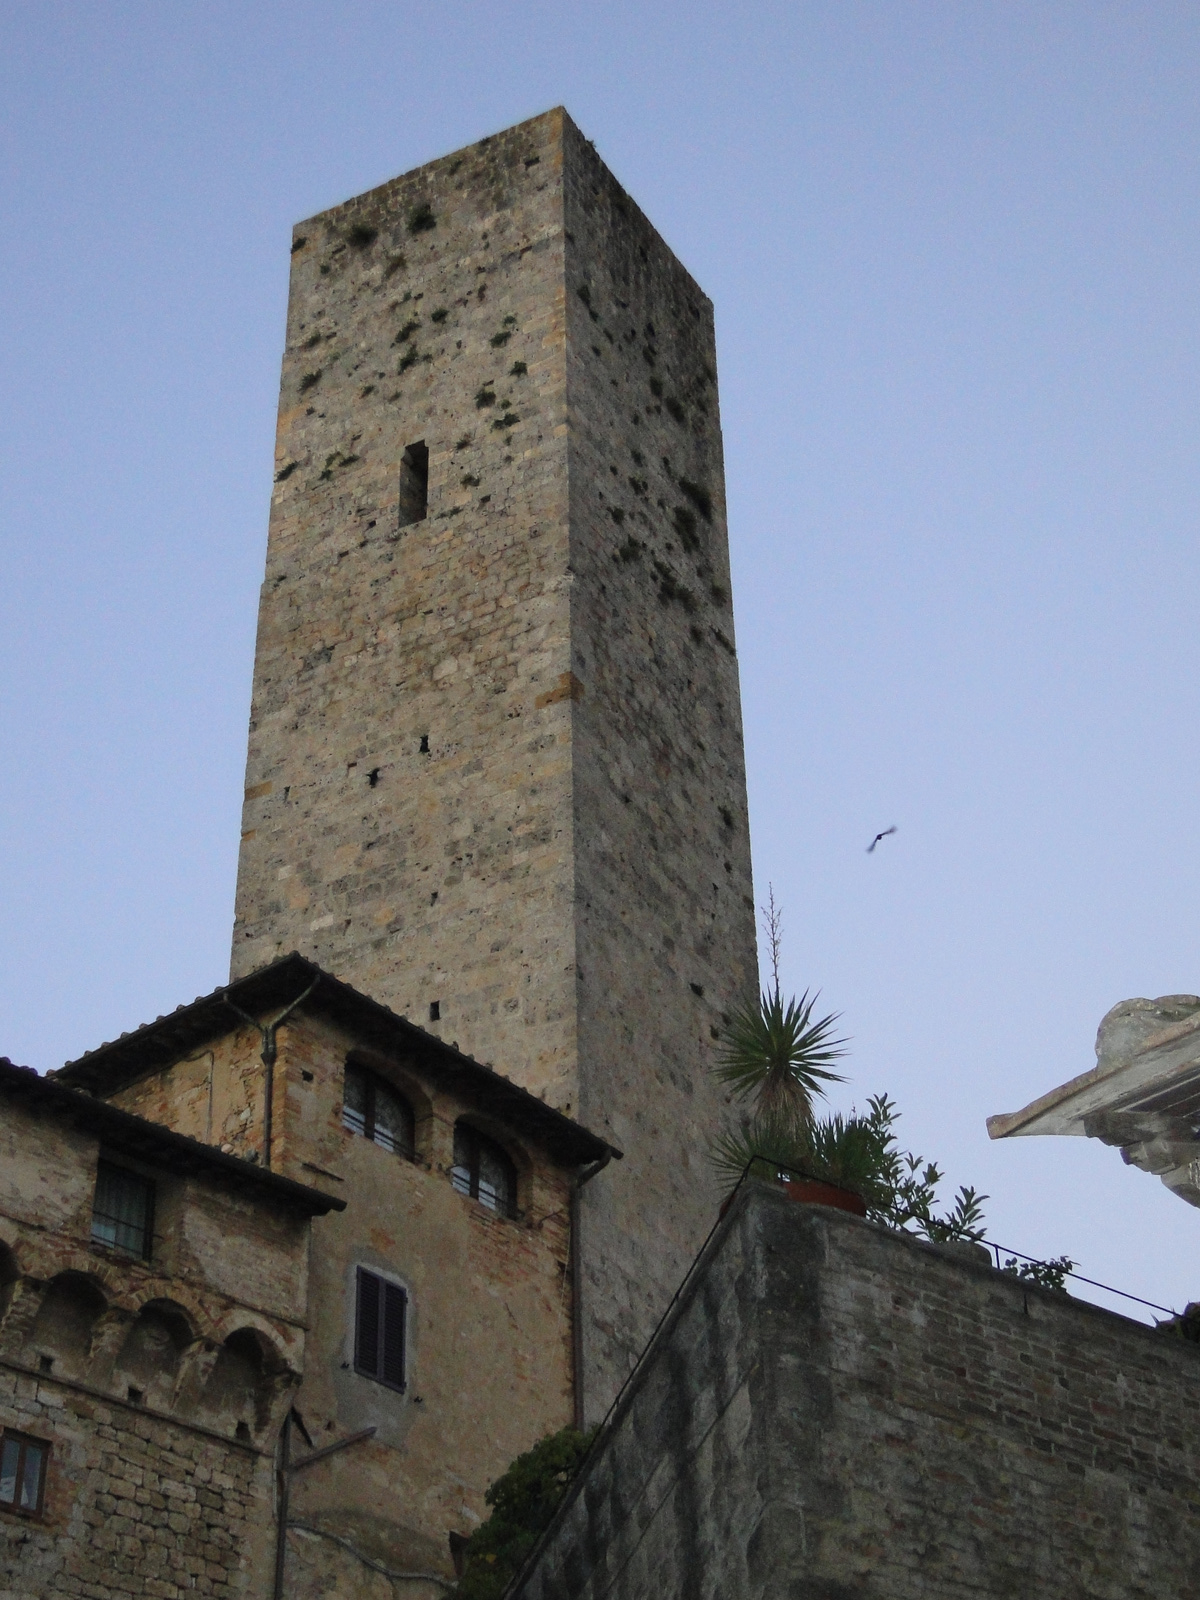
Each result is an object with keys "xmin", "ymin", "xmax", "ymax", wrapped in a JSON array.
[{"xmin": 3, "ymin": 2, "xmax": 1199, "ymax": 1319}]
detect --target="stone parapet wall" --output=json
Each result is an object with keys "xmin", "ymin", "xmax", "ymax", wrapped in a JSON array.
[{"xmin": 513, "ymin": 1183, "xmax": 1200, "ymax": 1600}]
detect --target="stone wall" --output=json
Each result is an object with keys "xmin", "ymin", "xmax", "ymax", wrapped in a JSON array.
[
  {"xmin": 512, "ymin": 1183, "xmax": 1200, "ymax": 1600},
  {"xmin": 231, "ymin": 107, "xmax": 577, "ymax": 1090},
  {"xmin": 559, "ymin": 114, "xmax": 757, "ymax": 1420},
  {"xmin": 0, "ymin": 1081, "xmax": 316, "ymax": 1598},
  {"xmin": 230, "ymin": 105, "xmax": 757, "ymax": 1414},
  {"xmin": 0, "ymin": 1365, "xmax": 271, "ymax": 1600}
]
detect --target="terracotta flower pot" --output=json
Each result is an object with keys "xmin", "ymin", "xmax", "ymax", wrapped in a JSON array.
[{"xmin": 780, "ymin": 1177, "xmax": 867, "ymax": 1217}]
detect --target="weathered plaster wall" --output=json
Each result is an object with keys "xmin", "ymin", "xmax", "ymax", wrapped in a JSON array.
[
  {"xmin": 283, "ymin": 1517, "xmax": 445, "ymax": 1600},
  {"xmin": 513, "ymin": 1184, "xmax": 1200, "ymax": 1600},
  {"xmin": 229, "ymin": 106, "xmax": 757, "ymax": 1414},
  {"xmin": 0, "ymin": 1100, "xmax": 309, "ymax": 1362},
  {"xmin": 275, "ymin": 1013, "xmax": 578, "ymax": 1590},
  {"xmin": 108, "ymin": 1027, "xmax": 267, "ymax": 1162}
]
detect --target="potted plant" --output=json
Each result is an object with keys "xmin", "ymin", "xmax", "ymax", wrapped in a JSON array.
[
  {"xmin": 709, "ymin": 898, "xmax": 987, "ymax": 1241},
  {"xmin": 709, "ymin": 976, "xmax": 867, "ymax": 1212},
  {"xmin": 711, "ymin": 1110, "xmax": 888, "ymax": 1217}
]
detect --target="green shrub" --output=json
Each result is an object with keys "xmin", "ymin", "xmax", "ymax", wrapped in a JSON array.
[
  {"xmin": 457, "ymin": 1428, "xmax": 596, "ymax": 1600},
  {"xmin": 712, "ymin": 1093, "xmax": 989, "ymax": 1246},
  {"xmin": 1001, "ymin": 1254, "xmax": 1074, "ymax": 1291}
]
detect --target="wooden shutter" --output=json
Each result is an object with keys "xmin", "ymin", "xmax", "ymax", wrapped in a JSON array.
[
  {"xmin": 355, "ymin": 1267, "xmax": 406, "ymax": 1390},
  {"xmin": 382, "ymin": 1282, "xmax": 406, "ymax": 1389},
  {"xmin": 355, "ymin": 1269, "xmax": 381, "ymax": 1376}
]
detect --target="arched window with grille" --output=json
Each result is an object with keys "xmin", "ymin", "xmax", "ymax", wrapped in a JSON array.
[
  {"xmin": 342, "ymin": 1062, "xmax": 415, "ymax": 1159},
  {"xmin": 451, "ymin": 1122, "xmax": 517, "ymax": 1218}
]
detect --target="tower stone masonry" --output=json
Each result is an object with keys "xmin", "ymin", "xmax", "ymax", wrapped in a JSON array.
[{"xmin": 232, "ymin": 107, "xmax": 757, "ymax": 1416}]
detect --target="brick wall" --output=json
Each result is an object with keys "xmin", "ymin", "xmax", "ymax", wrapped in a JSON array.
[
  {"xmin": 512, "ymin": 1183, "xmax": 1200, "ymax": 1600},
  {"xmin": 108, "ymin": 1031, "xmax": 266, "ymax": 1163}
]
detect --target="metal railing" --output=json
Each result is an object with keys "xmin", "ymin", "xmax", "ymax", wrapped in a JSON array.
[{"xmin": 984, "ymin": 1240, "xmax": 1180, "ymax": 1319}]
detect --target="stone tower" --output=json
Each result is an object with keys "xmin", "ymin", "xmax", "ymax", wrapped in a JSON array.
[{"xmin": 232, "ymin": 108, "xmax": 757, "ymax": 1417}]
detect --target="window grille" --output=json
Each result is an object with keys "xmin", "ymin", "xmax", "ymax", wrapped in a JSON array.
[
  {"xmin": 342, "ymin": 1064, "xmax": 415, "ymax": 1158},
  {"xmin": 91, "ymin": 1161, "xmax": 154, "ymax": 1259},
  {"xmin": 0, "ymin": 1431, "xmax": 48, "ymax": 1516},
  {"xmin": 354, "ymin": 1268, "xmax": 406, "ymax": 1392},
  {"xmin": 451, "ymin": 1123, "xmax": 517, "ymax": 1218}
]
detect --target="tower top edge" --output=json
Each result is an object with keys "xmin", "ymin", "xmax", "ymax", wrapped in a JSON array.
[
  {"xmin": 287, "ymin": 106, "xmax": 713, "ymax": 314},
  {"xmin": 292, "ymin": 106, "xmax": 572, "ymax": 232}
]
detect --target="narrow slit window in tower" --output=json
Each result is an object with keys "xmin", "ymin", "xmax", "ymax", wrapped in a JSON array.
[{"xmin": 398, "ymin": 441, "xmax": 429, "ymax": 528}]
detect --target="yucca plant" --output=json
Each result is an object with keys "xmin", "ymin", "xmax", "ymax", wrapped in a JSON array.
[
  {"xmin": 715, "ymin": 988, "xmax": 847, "ymax": 1129},
  {"xmin": 710, "ymin": 893, "xmax": 990, "ymax": 1244}
]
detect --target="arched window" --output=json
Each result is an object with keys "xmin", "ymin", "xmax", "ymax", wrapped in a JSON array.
[
  {"xmin": 451, "ymin": 1123, "xmax": 517, "ymax": 1218},
  {"xmin": 342, "ymin": 1063, "xmax": 415, "ymax": 1158}
]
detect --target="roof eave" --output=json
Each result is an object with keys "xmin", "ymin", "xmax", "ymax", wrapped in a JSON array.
[
  {"xmin": 0, "ymin": 1059, "xmax": 345, "ymax": 1216},
  {"xmin": 53, "ymin": 954, "xmax": 617, "ymax": 1169}
]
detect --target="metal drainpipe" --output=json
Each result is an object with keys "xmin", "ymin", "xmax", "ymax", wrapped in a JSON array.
[
  {"xmin": 221, "ymin": 979, "xmax": 319, "ymax": 1169},
  {"xmin": 569, "ymin": 1150, "xmax": 612, "ymax": 1431},
  {"xmin": 272, "ymin": 1408, "xmax": 295, "ymax": 1600}
]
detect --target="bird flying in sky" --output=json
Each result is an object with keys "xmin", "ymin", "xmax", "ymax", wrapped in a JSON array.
[{"xmin": 867, "ymin": 826, "xmax": 897, "ymax": 853}]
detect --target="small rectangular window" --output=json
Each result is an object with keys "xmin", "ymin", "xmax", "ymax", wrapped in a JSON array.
[
  {"xmin": 91, "ymin": 1161, "xmax": 154, "ymax": 1259},
  {"xmin": 354, "ymin": 1267, "xmax": 406, "ymax": 1392},
  {"xmin": 398, "ymin": 441, "xmax": 429, "ymax": 528},
  {"xmin": 0, "ymin": 1431, "xmax": 49, "ymax": 1517}
]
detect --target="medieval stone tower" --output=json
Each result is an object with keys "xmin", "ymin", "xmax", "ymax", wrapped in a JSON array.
[{"xmin": 232, "ymin": 108, "xmax": 757, "ymax": 1418}]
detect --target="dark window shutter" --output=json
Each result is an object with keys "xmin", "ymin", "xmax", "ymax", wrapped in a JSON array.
[
  {"xmin": 355, "ymin": 1268, "xmax": 406, "ymax": 1390},
  {"xmin": 382, "ymin": 1283, "xmax": 406, "ymax": 1389},
  {"xmin": 356, "ymin": 1269, "xmax": 381, "ymax": 1376}
]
